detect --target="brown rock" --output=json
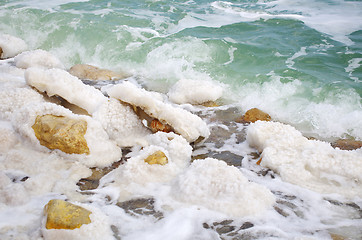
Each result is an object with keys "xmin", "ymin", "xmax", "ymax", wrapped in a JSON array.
[
  {"xmin": 330, "ymin": 233, "xmax": 346, "ymax": 240},
  {"xmin": 0, "ymin": 47, "xmax": 3, "ymax": 59},
  {"xmin": 44, "ymin": 199, "xmax": 91, "ymax": 230},
  {"xmin": 69, "ymin": 64, "xmax": 128, "ymax": 81},
  {"xmin": 32, "ymin": 114, "xmax": 90, "ymax": 154},
  {"xmin": 150, "ymin": 119, "xmax": 173, "ymax": 133},
  {"xmin": 238, "ymin": 108, "xmax": 271, "ymax": 123},
  {"xmin": 200, "ymin": 101, "xmax": 219, "ymax": 107},
  {"xmin": 331, "ymin": 139, "xmax": 362, "ymax": 150},
  {"xmin": 144, "ymin": 151, "xmax": 168, "ymax": 165}
]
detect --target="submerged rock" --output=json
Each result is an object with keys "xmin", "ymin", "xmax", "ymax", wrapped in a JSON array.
[
  {"xmin": 44, "ymin": 199, "xmax": 91, "ymax": 230},
  {"xmin": 69, "ymin": 64, "xmax": 128, "ymax": 81},
  {"xmin": 238, "ymin": 108, "xmax": 271, "ymax": 123},
  {"xmin": 144, "ymin": 150, "xmax": 168, "ymax": 165},
  {"xmin": 32, "ymin": 114, "xmax": 90, "ymax": 155},
  {"xmin": 331, "ymin": 139, "xmax": 362, "ymax": 150}
]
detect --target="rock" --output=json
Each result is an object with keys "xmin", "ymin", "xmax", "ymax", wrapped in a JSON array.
[
  {"xmin": 116, "ymin": 198, "xmax": 163, "ymax": 219},
  {"xmin": 331, "ymin": 139, "xmax": 362, "ymax": 150},
  {"xmin": 200, "ymin": 101, "xmax": 219, "ymax": 107},
  {"xmin": 69, "ymin": 64, "xmax": 128, "ymax": 81},
  {"xmin": 32, "ymin": 114, "xmax": 90, "ymax": 154},
  {"xmin": 238, "ymin": 108, "xmax": 271, "ymax": 123},
  {"xmin": 150, "ymin": 119, "xmax": 173, "ymax": 133},
  {"xmin": 0, "ymin": 47, "xmax": 2, "ymax": 58},
  {"xmin": 144, "ymin": 151, "xmax": 168, "ymax": 165},
  {"xmin": 330, "ymin": 233, "xmax": 346, "ymax": 240},
  {"xmin": 44, "ymin": 199, "xmax": 91, "ymax": 230}
]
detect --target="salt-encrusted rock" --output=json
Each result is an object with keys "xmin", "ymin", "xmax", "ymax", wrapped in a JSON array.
[
  {"xmin": 0, "ymin": 34, "xmax": 28, "ymax": 59},
  {"xmin": 69, "ymin": 64, "xmax": 128, "ymax": 81},
  {"xmin": 14, "ymin": 49, "xmax": 65, "ymax": 69},
  {"xmin": 144, "ymin": 150, "xmax": 168, "ymax": 165},
  {"xmin": 168, "ymin": 78, "xmax": 223, "ymax": 105},
  {"xmin": 247, "ymin": 121, "xmax": 362, "ymax": 198},
  {"xmin": 42, "ymin": 200, "xmax": 114, "ymax": 240},
  {"xmin": 44, "ymin": 199, "xmax": 91, "ymax": 230},
  {"xmin": 331, "ymin": 139, "xmax": 362, "ymax": 150},
  {"xmin": 173, "ymin": 158, "xmax": 275, "ymax": 217},
  {"xmin": 0, "ymin": 87, "xmax": 45, "ymax": 121},
  {"xmin": 32, "ymin": 114, "xmax": 90, "ymax": 155},
  {"xmin": 238, "ymin": 108, "xmax": 271, "ymax": 123},
  {"xmin": 92, "ymin": 98, "xmax": 150, "ymax": 147},
  {"xmin": 13, "ymin": 102, "xmax": 121, "ymax": 168},
  {"xmin": 25, "ymin": 67, "xmax": 107, "ymax": 114},
  {"xmin": 107, "ymin": 132, "xmax": 192, "ymax": 200},
  {"xmin": 106, "ymin": 81, "xmax": 210, "ymax": 142}
]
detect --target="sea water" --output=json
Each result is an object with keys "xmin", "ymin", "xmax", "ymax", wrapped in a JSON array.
[{"xmin": 0, "ymin": 0, "xmax": 361, "ymax": 239}]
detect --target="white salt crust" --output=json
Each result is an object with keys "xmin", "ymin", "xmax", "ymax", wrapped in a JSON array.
[
  {"xmin": 0, "ymin": 34, "xmax": 28, "ymax": 59},
  {"xmin": 173, "ymin": 158, "xmax": 276, "ymax": 217},
  {"xmin": 168, "ymin": 78, "xmax": 223, "ymax": 105},
  {"xmin": 14, "ymin": 49, "xmax": 65, "ymax": 69},
  {"xmin": 108, "ymin": 132, "xmax": 192, "ymax": 200},
  {"xmin": 106, "ymin": 81, "xmax": 210, "ymax": 142},
  {"xmin": 12, "ymin": 101, "xmax": 122, "ymax": 168},
  {"xmin": 247, "ymin": 121, "xmax": 362, "ymax": 198},
  {"xmin": 92, "ymin": 98, "xmax": 150, "ymax": 147},
  {"xmin": 25, "ymin": 67, "xmax": 107, "ymax": 114}
]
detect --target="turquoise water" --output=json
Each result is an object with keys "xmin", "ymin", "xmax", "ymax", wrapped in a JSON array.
[{"xmin": 1, "ymin": 0, "xmax": 362, "ymax": 139}]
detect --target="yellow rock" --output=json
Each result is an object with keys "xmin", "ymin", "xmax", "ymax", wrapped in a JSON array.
[
  {"xmin": 150, "ymin": 119, "xmax": 173, "ymax": 133},
  {"xmin": 239, "ymin": 108, "xmax": 271, "ymax": 123},
  {"xmin": 44, "ymin": 199, "xmax": 91, "ymax": 230},
  {"xmin": 32, "ymin": 114, "xmax": 90, "ymax": 154},
  {"xmin": 200, "ymin": 101, "xmax": 219, "ymax": 107},
  {"xmin": 144, "ymin": 151, "xmax": 168, "ymax": 165},
  {"xmin": 69, "ymin": 64, "xmax": 128, "ymax": 81}
]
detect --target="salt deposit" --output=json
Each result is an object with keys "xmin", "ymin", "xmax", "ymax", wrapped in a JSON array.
[
  {"xmin": 0, "ymin": 34, "xmax": 27, "ymax": 59},
  {"xmin": 14, "ymin": 49, "xmax": 65, "ymax": 69},
  {"xmin": 247, "ymin": 121, "xmax": 362, "ymax": 198},
  {"xmin": 92, "ymin": 98, "xmax": 150, "ymax": 147},
  {"xmin": 168, "ymin": 78, "xmax": 223, "ymax": 105},
  {"xmin": 25, "ymin": 67, "xmax": 107, "ymax": 114},
  {"xmin": 105, "ymin": 132, "xmax": 192, "ymax": 200},
  {"xmin": 173, "ymin": 158, "xmax": 275, "ymax": 217},
  {"xmin": 106, "ymin": 81, "xmax": 210, "ymax": 142},
  {"xmin": 12, "ymin": 102, "xmax": 122, "ymax": 168}
]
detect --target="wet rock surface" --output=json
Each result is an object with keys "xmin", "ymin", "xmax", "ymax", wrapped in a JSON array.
[
  {"xmin": 331, "ymin": 139, "xmax": 362, "ymax": 150},
  {"xmin": 44, "ymin": 199, "xmax": 91, "ymax": 230},
  {"xmin": 116, "ymin": 198, "xmax": 163, "ymax": 220},
  {"xmin": 69, "ymin": 64, "xmax": 128, "ymax": 81},
  {"xmin": 144, "ymin": 150, "xmax": 168, "ymax": 165},
  {"xmin": 32, "ymin": 114, "xmax": 90, "ymax": 154},
  {"xmin": 237, "ymin": 108, "xmax": 271, "ymax": 123}
]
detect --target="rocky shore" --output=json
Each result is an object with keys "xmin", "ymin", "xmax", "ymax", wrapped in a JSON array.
[{"xmin": 1, "ymin": 34, "xmax": 361, "ymax": 240}]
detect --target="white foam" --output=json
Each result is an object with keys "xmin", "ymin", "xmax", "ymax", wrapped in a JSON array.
[
  {"xmin": 0, "ymin": 34, "xmax": 28, "ymax": 59},
  {"xmin": 106, "ymin": 81, "xmax": 210, "ymax": 142},
  {"xmin": 286, "ymin": 47, "xmax": 307, "ymax": 70},
  {"xmin": 345, "ymin": 58, "xmax": 362, "ymax": 83},
  {"xmin": 168, "ymin": 78, "xmax": 223, "ymax": 105},
  {"xmin": 25, "ymin": 67, "xmax": 107, "ymax": 114},
  {"xmin": 247, "ymin": 121, "xmax": 362, "ymax": 198},
  {"xmin": 173, "ymin": 158, "xmax": 275, "ymax": 217},
  {"xmin": 14, "ymin": 49, "xmax": 65, "ymax": 69},
  {"xmin": 234, "ymin": 71, "xmax": 362, "ymax": 140}
]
